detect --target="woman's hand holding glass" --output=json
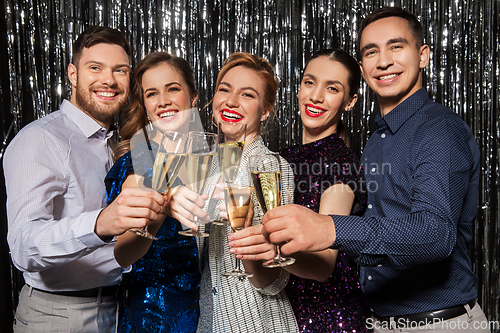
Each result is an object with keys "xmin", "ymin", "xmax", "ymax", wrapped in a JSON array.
[
  {"xmin": 167, "ymin": 186, "xmax": 210, "ymax": 231},
  {"xmin": 227, "ymin": 224, "xmax": 276, "ymax": 262}
]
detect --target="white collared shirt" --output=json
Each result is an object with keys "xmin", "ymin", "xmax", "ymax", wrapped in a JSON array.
[{"xmin": 4, "ymin": 100, "xmax": 126, "ymax": 291}]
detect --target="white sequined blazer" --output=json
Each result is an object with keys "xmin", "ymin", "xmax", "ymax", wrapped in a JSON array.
[{"xmin": 197, "ymin": 136, "xmax": 299, "ymax": 333}]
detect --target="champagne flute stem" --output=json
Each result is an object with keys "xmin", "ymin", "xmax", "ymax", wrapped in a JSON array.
[
  {"xmin": 273, "ymin": 245, "xmax": 281, "ymax": 261},
  {"xmin": 234, "ymin": 228, "xmax": 242, "ymax": 271},
  {"xmin": 129, "ymin": 225, "xmax": 158, "ymax": 241}
]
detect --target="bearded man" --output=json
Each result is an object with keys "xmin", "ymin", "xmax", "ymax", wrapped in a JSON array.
[{"xmin": 4, "ymin": 26, "xmax": 165, "ymax": 332}]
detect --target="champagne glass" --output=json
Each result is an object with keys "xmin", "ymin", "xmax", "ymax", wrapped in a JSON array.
[
  {"xmin": 130, "ymin": 130, "xmax": 189, "ymax": 240},
  {"xmin": 249, "ymin": 152, "xmax": 295, "ymax": 268},
  {"xmin": 222, "ymin": 183, "xmax": 254, "ymax": 278},
  {"xmin": 178, "ymin": 131, "xmax": 217, "ymax": 237},
  {"xmin": 212, "ymin": 122, "xmax": 246, "ymax": 226}
]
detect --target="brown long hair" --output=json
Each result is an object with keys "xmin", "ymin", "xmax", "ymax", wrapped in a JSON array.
[
  {"xmin": 303, "ymin": 49, "xmax": 361, "ymax": 147},
  {"xmin": 114, "ymin": 52, "xmax": 198, "ymax": 159},
  {"xmin": 215, "ymin": 52, "xmax": 278, "ymax": 133}
]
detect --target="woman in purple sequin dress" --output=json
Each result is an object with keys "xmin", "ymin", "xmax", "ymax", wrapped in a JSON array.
[{"xmin": 279, "ymin": 49, "xmax": 371, "ymax": 333}]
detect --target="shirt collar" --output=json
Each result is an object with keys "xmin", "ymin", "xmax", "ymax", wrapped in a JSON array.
[
  {"xmin": 375, "ymin": 88, "xmax": 430, "ymax": 133},
  {"xmin": 60, "ymin": 99, "xmax": 111, "ymax": 139},
  {"xmin": 242, "ymin": 135, "xmax": 264, "ymax": 159}
]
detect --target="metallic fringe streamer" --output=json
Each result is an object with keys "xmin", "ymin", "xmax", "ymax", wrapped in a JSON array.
[{"xmin": 2, "ymin": 0, "xmax": 499, "ymax": 327}]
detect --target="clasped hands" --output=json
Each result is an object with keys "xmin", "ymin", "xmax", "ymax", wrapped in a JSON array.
[
  {"xmin": 110, "ymin": 181, "xmax": 339, "ymax": 261},
  {"xmin": 229, "ymin": 204, "xmax": 338, "ymax": 260}
]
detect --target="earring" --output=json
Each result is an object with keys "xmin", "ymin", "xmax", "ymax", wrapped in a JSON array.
[{"xmin": 146, "ymin": 115, "xmax": 154, "ymax": 131}]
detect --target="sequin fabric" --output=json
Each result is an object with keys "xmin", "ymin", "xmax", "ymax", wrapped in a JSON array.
[
  {"xmin": 281, "ymin": 133, "xmax": 371, "ymax": 333},
  {"xmin": 105, "ymin": 142, "xmax": 200, "ymax": 333}
]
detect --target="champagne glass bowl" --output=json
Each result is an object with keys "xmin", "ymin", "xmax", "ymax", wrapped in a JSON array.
[
  {"xmin": 178, "ymin": 131, "xmax": 218, "ymax": 237},
  {"xmin": 249, "ymin": 152, "xmax": 295, "ymax": 268}
]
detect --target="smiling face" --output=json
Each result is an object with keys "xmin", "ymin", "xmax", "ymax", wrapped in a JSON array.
[
  {"xmin": 359, "ymin": 16, "xmax": 429, "ymax": 115},
  {"xmin": 213, "ymin": 65, "xmax": 269, "ymax": 142},
  {"xmin": 141, "ymin": 63, "xmax": 195, "ymax": 136},
  {"xmin": 68, "ymin": 43, "xmax": 130, "ymax": 128},
  {"xmin": 298, "ymin": 56, "xmax": 357, "ymax": 142}
]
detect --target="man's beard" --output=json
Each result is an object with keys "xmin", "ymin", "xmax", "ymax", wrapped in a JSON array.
[{"xmin": 74, "ymin": 80, "xmax": 127, "ymax": 126}]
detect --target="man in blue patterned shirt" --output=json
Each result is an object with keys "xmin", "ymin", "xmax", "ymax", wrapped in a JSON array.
[{"xmin": 259, "ymin": 7, "xmax": 490, "ymax": 332}]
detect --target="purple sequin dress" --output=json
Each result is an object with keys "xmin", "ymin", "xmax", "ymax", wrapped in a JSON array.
[{"xmin": 281, "ymin": 133, "xmax": 371, "ymax": 333}]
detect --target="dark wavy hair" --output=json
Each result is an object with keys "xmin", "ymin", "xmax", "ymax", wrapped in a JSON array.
[{"xmin": 302, "ymin": 49, "xmax": 361, "ymax": 147}]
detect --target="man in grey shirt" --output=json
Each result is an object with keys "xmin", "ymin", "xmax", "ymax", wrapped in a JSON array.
[{"xmin": 4, "ymin": 26, "xmax": 166, "ymax": 332}]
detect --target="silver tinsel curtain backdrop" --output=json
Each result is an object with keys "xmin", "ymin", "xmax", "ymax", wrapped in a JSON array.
[{"xmin": 0, "ymin": 0, "xmax": 498, "ymax": 330}]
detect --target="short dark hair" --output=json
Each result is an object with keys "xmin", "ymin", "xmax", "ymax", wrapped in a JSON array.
[
  {"xmin": 356, "ymin": 7, "xmax": 424, "ymax": 59},
  {"xmin": 72, "ymin": 26, "xmax": 131, "ymax": 67}
]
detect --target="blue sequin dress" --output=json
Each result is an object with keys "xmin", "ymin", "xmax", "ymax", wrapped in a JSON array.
[
  {"xmin": 105, "ymin": 141, "xmax": 200, "ymax": 333},
  {"xmin": 281, "ymin": 134, "xmax": 371, "ymax": 333}
]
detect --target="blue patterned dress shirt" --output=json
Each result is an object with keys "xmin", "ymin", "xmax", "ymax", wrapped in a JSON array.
[{"xmin": 332, "ymin": 89, "xmax": 480, "ymax": 317}]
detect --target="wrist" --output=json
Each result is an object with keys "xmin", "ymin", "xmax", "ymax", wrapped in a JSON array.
[
  {"xmin": 327, "ymin": 215, "xmax": 339, "ymax": 249},
  {"xmin": 94, "ymin": 208, "xmax": 112, "ymax": 240}
]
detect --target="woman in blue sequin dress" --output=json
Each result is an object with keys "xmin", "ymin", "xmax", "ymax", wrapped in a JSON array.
[
  {"xmin": 166, "ymin": 52, "xmax": 299, "ymax": 333},
  {"xmin": 105, "ymin": 52, "xmax": 201, "ymax": 333}
]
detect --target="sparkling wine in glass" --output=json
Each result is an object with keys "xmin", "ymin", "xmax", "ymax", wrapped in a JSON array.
[
  {"xmin": 178, "ymin": 131, "xmax": 217, "ymax": 237},
  {"xmin": 249, "ymin": 152, "xmax": 295, "ymax": 268},
  {"xmin": 151, "ymin": 153, "xmax": 186, "ymax": 195},
  {"xmin": 222, "ymin": 184, "xmax": 254, "ymax": 278},
  {"xmin": 130, "ymin": 130, "xmax": 189, "ymax": 240},
  {"xmin": 212, "ymin": 122, "xmax": 246, "ymax": 226}
]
